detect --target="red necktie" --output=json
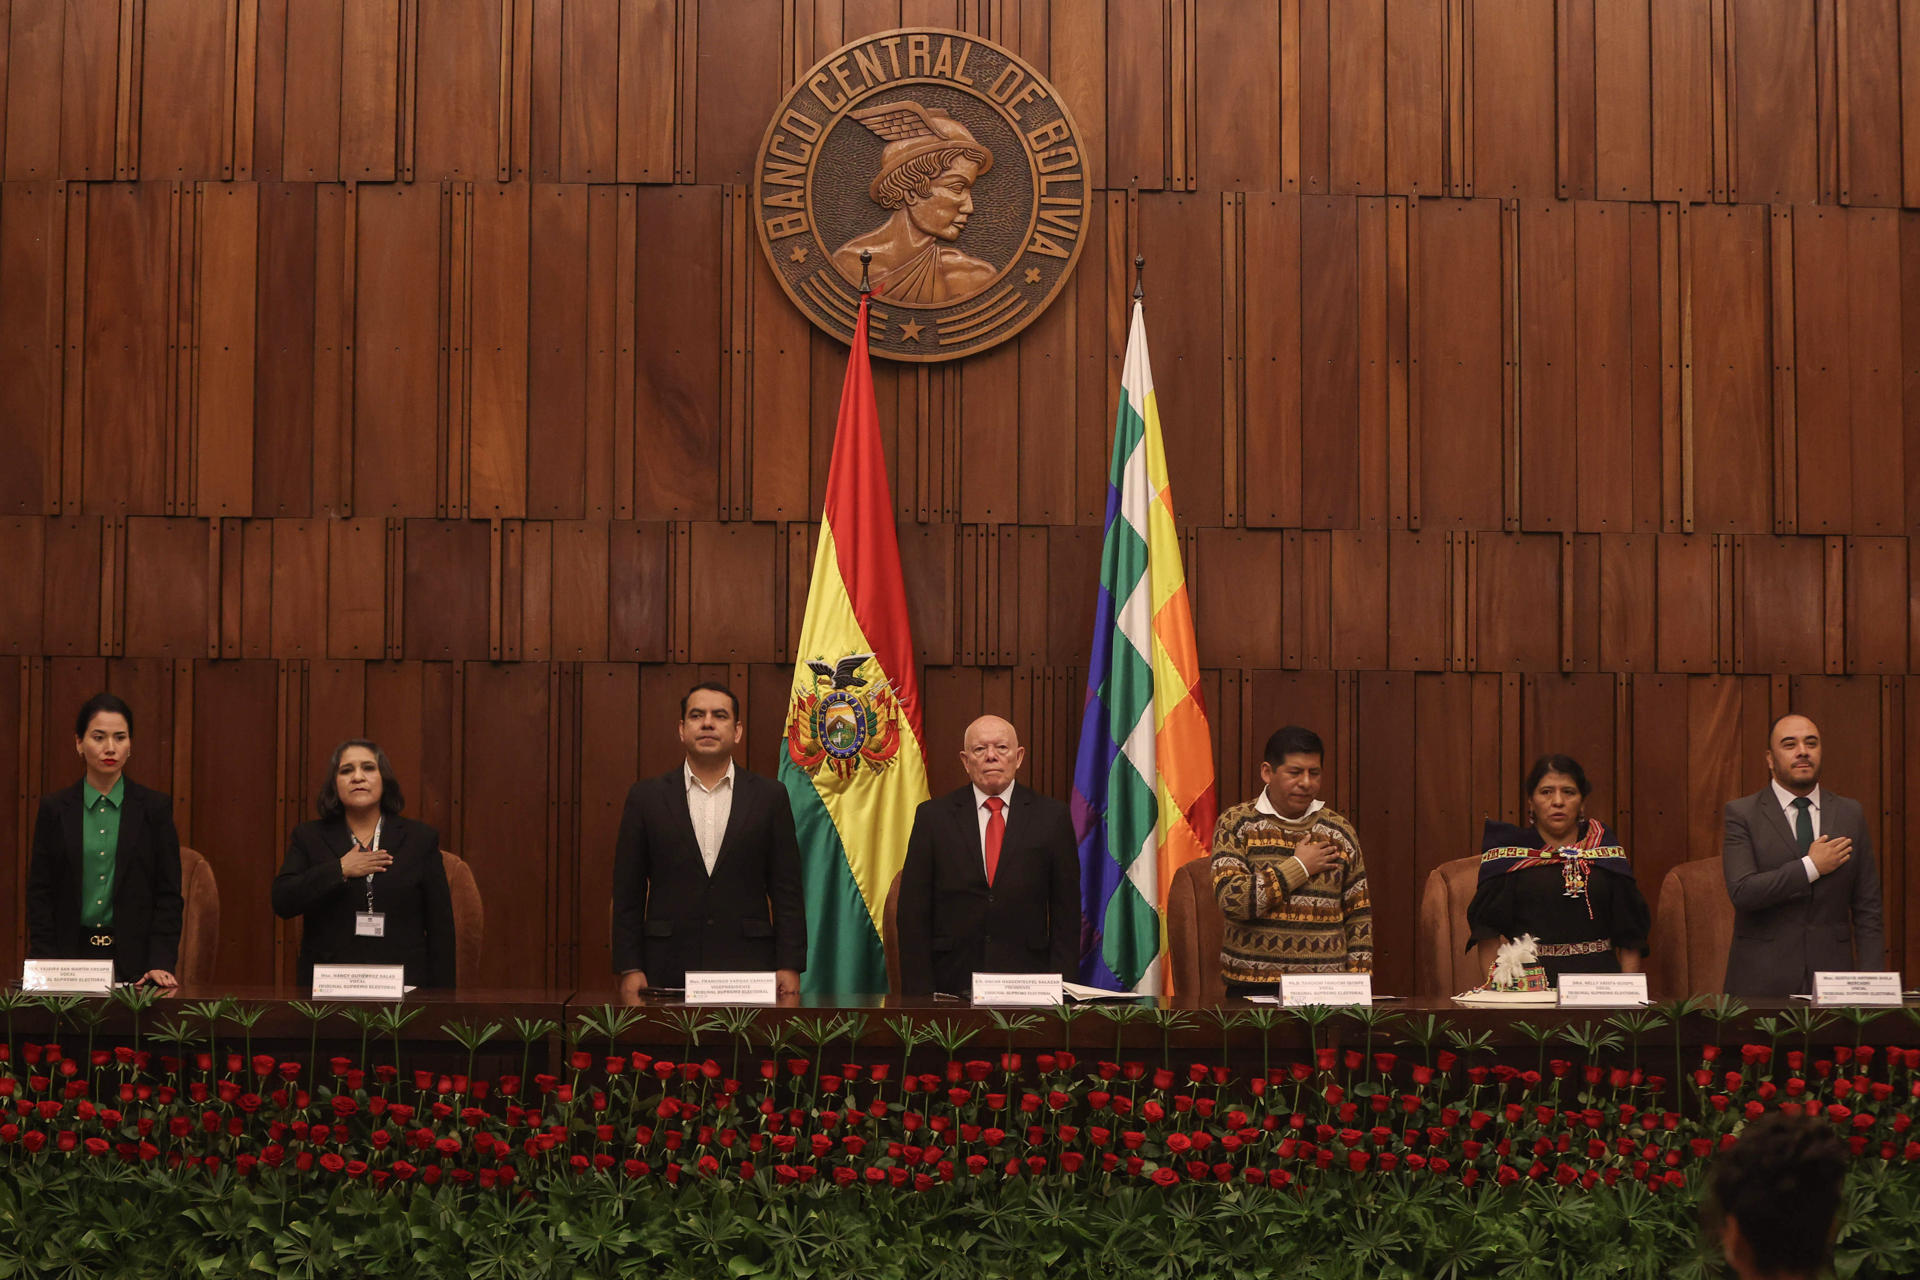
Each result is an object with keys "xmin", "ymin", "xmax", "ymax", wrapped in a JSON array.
[{"xmin": 983, "ymin": 795, "xmax": 1006, "ymax": 886}]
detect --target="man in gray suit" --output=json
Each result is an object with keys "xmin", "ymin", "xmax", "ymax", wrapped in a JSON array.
[{"xmin": 1722, "ymin": 713, "xmax": 1883, "ymax": 997}]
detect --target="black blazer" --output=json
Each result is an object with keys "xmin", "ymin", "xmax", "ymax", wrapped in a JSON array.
[
  {"xmin": 896, "ymin": 783, "xmax": 1080, "ymax": 997},
  {"xmin": 611, "ymin": 767, "xmax": 807, "ymax": 987},
  {"xmin": 26, "ymin": 778, "xmax": 184, "ymax": 982},
  {"xmin": 1722, "ymin": 786, "xmax": 1884, "ymax": 997},
  {"xmin": 272, "ymin": 814, "xmax": 458, "ymax": 989}
]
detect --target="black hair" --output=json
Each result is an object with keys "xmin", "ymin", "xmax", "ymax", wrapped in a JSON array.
[
  {"xmin": 1707, "ymin": 1112, "xmax": 1847, "ymax": 1277},
  {"xmin": 75, "ymin": 692, "xmax": 134, "ymax": 739},
  {"xmin": 1262, "ymin": 726, "xmax": 1324, "ymax": 767},
  {"xmin": 316, "ymin": 739, "xmax": 406, "ymax": 819},
  {"xmin": 1768, "ymin": 711, "xmax": 1820, "ymax": 742},
  {"xmin": 1523, "ymin": 754, "xmax": 1591, "ymax": 799},
  {"xmin": 681, "ymin": 681, "xmax": 740, "ymax": 720}
]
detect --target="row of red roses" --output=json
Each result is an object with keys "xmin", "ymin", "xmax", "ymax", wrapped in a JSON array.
[{"xmin": 8, "ymin": 1038, "xmax": 1920, "ymax": 1197}]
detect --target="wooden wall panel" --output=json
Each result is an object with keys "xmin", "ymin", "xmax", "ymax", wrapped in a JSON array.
[
  {"xmin": 280, "ymin": 0, "xmax": 348, "ymax": 182},
  {"xmin": 352, "ymin": 184, "xmax": 442, "ymax": 515},
  {"xmin": 412, "ymin": 0, "xmax": 507, "ymax": 181},
  {"xmin": 1729, "ymin": 0, "xmax": 1819, "ymax": 205},
  {"xmin": 528, "ymin": 184, "xmax": 590, "ymax": 516},
  {"xmin": 1295, "ymin": 196, "xmax": 1360, "ymax": 528},
  {"xmin": 254, "ymin": 183, "xmax": 318, "ymax": 516},
  {"xmin": 1471, "ymin": 0, "xmax": 1559, "ymax": 198},
  {"xmin": 0, "ymin": 3, "xmax": 1919, "ymax": 992},
  {"xmin": 0, "ymin": 181, "xmax": 61, "ymax": 513},
  {"xmin": 632, "ymin": 186, "xmax": 721, "ymax": 519},
  {"xmin": 1105, "ymin": 0, "xmax": 1167, "ymax": 189},
  {"xmin": 191, "ymin": 660, "xmax": 281, "ymax": 983},
  {"xmin": 459, "ymin": 661, "xmax": 553, "ymax": 985},
  {"xmin": 1413, "ymin": 199, "xmax": 1504, "ymax": 528},
  {"xmin": 1689, "ymin": 204, "xmax": 1775, "ymax": 531},
  {"xmin": 80, "ymin": 184, "xmax": 172, "ymax": 515},
  {"xmin": 1193, "ymin": 0, "xmax": 1279, "ymax": 191},
  {"xmin": 1842, "ymin": 0, "xmax": 1904, "ymax": 207},
  {"xmin": 3, "ymin": 0, "xmax": 65, "ymax": 180},
  {"xmin": 138, "ymin": 0, "xmax": 232, "ymax": 180},
  {"xmin": 1137, "ymin": 193, "xmax": 1223, "ymax": 525}
]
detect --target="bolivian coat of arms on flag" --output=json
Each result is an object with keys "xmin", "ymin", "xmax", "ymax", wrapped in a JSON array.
[{"xmin": 786, "ymin": 653, "xmax": 906, "ymax": 782}]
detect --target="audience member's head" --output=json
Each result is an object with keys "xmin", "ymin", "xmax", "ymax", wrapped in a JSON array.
[{"xmin": 1709, "ymin": 1112, "xmax": 1847, "ymax": 1279}]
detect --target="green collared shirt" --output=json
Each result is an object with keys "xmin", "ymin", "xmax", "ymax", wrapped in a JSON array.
[{"xmin": 80, "ymin": 777, "xmax": 123, "ymax": 928}]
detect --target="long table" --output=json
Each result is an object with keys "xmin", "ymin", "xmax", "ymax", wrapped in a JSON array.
[{"xmin": 11, "ymin": 985, "xmax": 1916, "ymax": 1065}]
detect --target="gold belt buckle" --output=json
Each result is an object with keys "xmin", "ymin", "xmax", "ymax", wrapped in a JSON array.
[{"xmin": 91, "ymin": 933, "xmax": 111, "ymax": 947}]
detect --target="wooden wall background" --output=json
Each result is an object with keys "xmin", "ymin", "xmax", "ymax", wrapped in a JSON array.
[{"xmin": 3, "ymin": 0, "xmax": 1919, "ymax": 995}]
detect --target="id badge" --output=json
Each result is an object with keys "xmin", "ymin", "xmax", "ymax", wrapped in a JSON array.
[{"xmin": 355, "ymin": 912, "xmax": 386, "ymax": 938}]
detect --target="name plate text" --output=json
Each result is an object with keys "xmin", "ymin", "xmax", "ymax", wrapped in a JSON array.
[
  {"xmin": 1279, "ymin": 973, "xmax": 1373, "ymax": 1007},
  {"xmin": 312, "ymin": 965, "xmax": 407, "ymax": 1000},
  {"xmin": 971, "ymin": 973, "xmax": 1063, "ymax": 1006},
  {"xmin": 1813, "ymin": 971, "xmax": 1904, "ymax": 1007},
  {"xmin": 1557, "ymin": 973, "xmax": 1650, "ymax": 1007},
  {"xmin": 685, "ymin": 971, "xmax": 778, "ymax": 1005},
  {"xmin": 22, "ymin": 960, "xmax": 113, "ymax": 994}
]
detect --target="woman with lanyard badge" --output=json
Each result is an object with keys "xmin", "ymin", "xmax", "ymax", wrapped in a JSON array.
[{"xmin": 273, "ymin": 740, "xmax": 457, "ymax": 989}]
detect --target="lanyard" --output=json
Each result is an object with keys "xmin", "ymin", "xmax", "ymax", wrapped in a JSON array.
[{"xmin": 355, "ymin": 817, "xmax": 383, "ymax": 912}]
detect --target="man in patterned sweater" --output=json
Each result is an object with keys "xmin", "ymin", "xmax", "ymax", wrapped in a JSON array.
[{"xmin": 1210, "ymin": 725, "xmax": 1372, "ymax": 993}]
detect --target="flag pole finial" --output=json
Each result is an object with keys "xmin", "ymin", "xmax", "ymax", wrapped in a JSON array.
[
  {"xmin": 859, "ymin": 250, "xmax": 873, "ymax": 296},
  {"xmin": 1132, "ymin": 254, "xmax": 1144, "ymax": 302}
]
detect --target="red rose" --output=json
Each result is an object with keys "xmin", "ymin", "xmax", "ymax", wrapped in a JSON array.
[
  {"xmin": 1150, "ymin": 1166, "xmax": 1179, "ymax": 1187},
  {"xmin": 320, "ymin": 1153, "xmax": 345, "ymax": 1173}
]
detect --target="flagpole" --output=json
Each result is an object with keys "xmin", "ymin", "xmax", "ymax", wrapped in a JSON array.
[
  {"xmin": 860, "ymin": 248, "xmax": 872, "ymax": 298},
  {"xmin": 1133, "ymin": 252, "xmax": 1144, "ymax": 302}
]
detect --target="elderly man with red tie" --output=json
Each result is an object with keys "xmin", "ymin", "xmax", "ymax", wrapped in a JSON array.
[{"xmin": 895, "ymin": 715, "xmax": 1080, "ymax": 997}]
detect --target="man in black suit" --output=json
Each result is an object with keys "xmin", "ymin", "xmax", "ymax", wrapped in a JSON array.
[
  {"xmin": 612, "ymin": 682, "xmax": 806, "ymax": 1004},
  {"xmin": 1722, "ymin": 713, "xmax": 1884, "ymax": 997},
  {"xmin": 896, "ymin": 715, "xmax": 1079, "ymax": 996}
]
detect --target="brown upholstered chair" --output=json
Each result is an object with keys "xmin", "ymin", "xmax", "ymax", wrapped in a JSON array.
[
  {"xmin": 1416, "ymin": 856, "xmax": 1485, "ymax": 997},
  {"xmin": 884, "ymin": 870, "xmax": 903, "ymax": 995},
  {"xmin": 1647, "ymin": 859, "xmax": 1734, "ymax": 999},
  {"xmin": 441, "ymin": 850, "xmax": 483, "ymax": 988},
  {"xmin": 175, "ymin": 846, "xmax": 220, "ymax": 985},
  {"xmin": 1166, "ymin": 857, "xmax": 1226, "ymax": 1005}
]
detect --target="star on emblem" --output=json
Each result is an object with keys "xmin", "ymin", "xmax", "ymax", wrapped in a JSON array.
[
  {"xmin": 899, "ymin": 319, "xmax": 924, "ymax": 342},
  {"xmin": 790, "ymin": 245, "xmax": 809, "ymax": 263},
  {"xmin": 1024, "ymin": 267, "xmax": 1041, "ymax": 284}
]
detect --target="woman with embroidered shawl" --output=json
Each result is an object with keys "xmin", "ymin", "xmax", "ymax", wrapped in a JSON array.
[{"xmin": 1466, "ymin": 754, "xmax": 1651, "ymax": 984}]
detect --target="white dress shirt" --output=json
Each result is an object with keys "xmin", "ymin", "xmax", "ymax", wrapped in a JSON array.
[
  {"xmin": 1256, "ymin": 789, "xmax": 1324, "ymax": 823},
  {"xmin": 684, "ymin": 760, "xmax": 736, "ymax": 875},
  {"xmin": 972, "ymin": 783, "xmax": 1018, "ymax": 876},
  {"xmin": 1770, "ymin": 779, "xmax": 1824, "ymax": 882}
]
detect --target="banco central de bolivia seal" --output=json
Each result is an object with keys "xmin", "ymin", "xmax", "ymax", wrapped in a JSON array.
[{"xmin": 753, "ymin": 29, "xmax": 1090, "ymax": 363}]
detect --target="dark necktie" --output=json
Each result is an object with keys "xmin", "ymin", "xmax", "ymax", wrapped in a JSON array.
[
  {"xmin": 984, "ymin": 795, "xmax": 1005, "ymax": 886},
  {"xmin": 1791, "ymin": 796, "xmax": 1814, "ymax": 853}
]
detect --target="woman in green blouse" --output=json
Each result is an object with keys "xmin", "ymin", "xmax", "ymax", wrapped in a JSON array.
[{"xmin": 25, "ymin": 692, "xmax": 185, "ymax": 986}]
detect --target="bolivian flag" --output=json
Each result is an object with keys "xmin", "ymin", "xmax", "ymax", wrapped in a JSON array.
[{"xmin": 780, "ymin": 295, "xmax": 930, "ymax": 995}]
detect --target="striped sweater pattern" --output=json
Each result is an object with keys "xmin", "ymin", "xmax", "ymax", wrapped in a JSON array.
[{"xmin": 1209, "ymin": 799, "xmax": 1372, "ymax": 984}]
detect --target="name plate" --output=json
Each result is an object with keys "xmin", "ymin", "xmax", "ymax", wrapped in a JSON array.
[
  {"xmin": 1279, "ymin": 974, "xmax": 1373, "ymax": 1008},
  {"xmin": 22, "ymin": 960, "xmax": 113, "ymax": 994},
  {"xmin": 971, "ymin": 973, "xmax": 1063, "ymax": 1006},
  {"xmin": 1558, "ymin": 973, "xmax": 1649, "ymax": 1008},
  {"xmin": 1813, "ymin": 971, "xmax": 1904, "ymax": 1006},
  {"xmin": 685, "ymin": 971, "xmax": 778, "ymax": 1005},
  {"xmin": 311, "ymin": 964, "xmax": 407, "ymax": 1000}
]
